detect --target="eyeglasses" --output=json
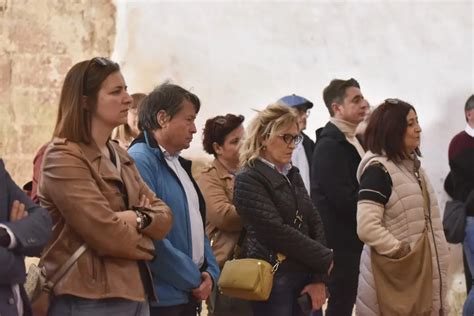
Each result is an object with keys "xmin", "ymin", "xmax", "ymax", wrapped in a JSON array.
[
  {"xmin": 278, "ymin": 133, "xmax": 303, "ymax": 145},
  {"xmin": 294, "ymin": 107, "xmax": 310, "ymax": 117}
]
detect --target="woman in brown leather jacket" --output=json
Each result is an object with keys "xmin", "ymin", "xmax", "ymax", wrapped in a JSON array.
[
  {"xmin": 38, "ymin": 58, "xmax": 173, "ymax": 316},
  {"xmin": 197, "ymin": 114, "xmax": 251, "ymax": 316}
]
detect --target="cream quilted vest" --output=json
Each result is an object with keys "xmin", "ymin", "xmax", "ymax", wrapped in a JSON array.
[{"xmin": 355, "ymin": 152, "xmax": 449, "ymax": 316}]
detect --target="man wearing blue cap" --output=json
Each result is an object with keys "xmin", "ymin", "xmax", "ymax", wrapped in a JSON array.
[{"xmin": 277, "ymin": 94, "xmax": 315, "ymax": 193}]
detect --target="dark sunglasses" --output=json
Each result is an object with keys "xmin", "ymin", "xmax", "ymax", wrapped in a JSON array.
[
  {"xmin": 278, "ymin": 133, "xmax": 303, "ymax": 145},
  {"xmin": 91, "ymin": 57, "xmax": 117, "ymax": 67},
  {"xmin": 83, "ymin": 57, "xmax": 118, "ymax": 95}
]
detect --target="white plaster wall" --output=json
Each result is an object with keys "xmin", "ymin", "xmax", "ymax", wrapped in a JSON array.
[
  {"xmin": 113, "ymin": 0, "xmax": 472, "ymax": 193},
  {"xmin": 112, "ymin": 2, "xmax": 472, "ymax": 310}
]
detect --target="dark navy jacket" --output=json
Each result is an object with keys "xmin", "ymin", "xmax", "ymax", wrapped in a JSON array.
[{"xmin": 0, "ymin": 159, "xmax": 52, "ymax": 316}]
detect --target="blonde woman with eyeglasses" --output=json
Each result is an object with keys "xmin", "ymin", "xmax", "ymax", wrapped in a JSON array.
[{"xmin": 234, "ymin": 104, "xmax": 333, "ymax": 316}]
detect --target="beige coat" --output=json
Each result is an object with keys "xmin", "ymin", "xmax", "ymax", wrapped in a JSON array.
[
  {"xmin": 197, "ymin": 159, "xmax": 242, "ymax": 267},
  {"xmin": 355, "ymin": 152, "xmax": 449, "ymax": 316}
]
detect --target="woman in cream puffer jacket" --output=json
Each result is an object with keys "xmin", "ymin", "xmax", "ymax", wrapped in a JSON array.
[{"xmin": 355, "ymin": 99, "xmax": 449, "ymax": 316}]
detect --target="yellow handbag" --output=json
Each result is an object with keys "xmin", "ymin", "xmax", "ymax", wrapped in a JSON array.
[{"xmin": 218, "ymin": 253, "xmax": 286, "ymax": 301}]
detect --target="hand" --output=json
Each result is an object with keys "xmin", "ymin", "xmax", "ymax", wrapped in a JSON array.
[
  {"xmin": 10, "ymin": 200, "xmax": 28, "ymax": 222},
  {"xmin": 138, "ymin": 194, "xmax": 151, "ymax": 208},
  {"xmin": 191, "ymin": 272, "xmax": 213, "ymax": 301},
  {"xmin": 301, "ymin": 282, "xmax": 326, "ymax": 311},
  {"xmin": 392, "ymin": 241, "xmax": 411, "ymax": 259},
  {"xmin": 116, "ymin": 210, "xmax": 138, "ymax": 227}
]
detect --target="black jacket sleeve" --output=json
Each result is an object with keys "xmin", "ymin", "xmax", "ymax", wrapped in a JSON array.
[{"xmin": 358, "ymin": 164, "xmax": 392, "ymax": 205}]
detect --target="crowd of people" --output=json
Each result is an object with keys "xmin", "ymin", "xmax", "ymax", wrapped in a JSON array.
[{"xmin": 1, "ymin": 56, "xmax": 473, "ymax": 316}]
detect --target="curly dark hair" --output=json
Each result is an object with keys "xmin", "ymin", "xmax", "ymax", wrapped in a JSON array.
[{"xmin": 202, "ymin": 114, "xmax": 245, "ymax": 156}]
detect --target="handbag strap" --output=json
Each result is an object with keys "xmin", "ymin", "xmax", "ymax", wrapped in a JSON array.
[
  {"xmin": 414, "ymin": 165, "xmax": 432, "ymax": 223},
  {"xmin": 43, "ymin": 244, "xmax": 88, "ymax": 293}
]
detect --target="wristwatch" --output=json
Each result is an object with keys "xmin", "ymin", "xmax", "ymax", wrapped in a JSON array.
[
  {"xmin": 135, "ymin": 211, "xmax": 145, "ymax": 230},
  {"xmin": 0, "ymin": 227, "xmax": 11, "ymax": 248}
]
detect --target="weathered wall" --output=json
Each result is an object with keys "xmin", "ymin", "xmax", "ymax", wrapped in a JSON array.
[{"xmin": 0, "ymin": 0, "xmax": 116, "ymax": 185}]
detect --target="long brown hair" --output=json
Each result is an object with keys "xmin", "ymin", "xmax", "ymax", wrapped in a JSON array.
[{"xmin": 53, "ymin": 57, "xmax": 120, "ymax": 144}]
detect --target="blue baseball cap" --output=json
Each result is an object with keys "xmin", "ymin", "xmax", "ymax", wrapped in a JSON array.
[{"xmin": 277, "ymin": 94, "xmax": 313, "ymax": 109}]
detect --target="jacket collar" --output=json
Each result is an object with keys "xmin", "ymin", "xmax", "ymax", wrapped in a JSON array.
[
  {"xmin": 78, "ymin": 140, "xmax": 131, "ymax": 183},
  {"xmin": 318, "ymin": 121, "xmax": 347, "ymax": 143},
  {"xmin": 212, "ymin": 159, "xmax": 234, "ymax": 180},
  {"xmin": 79, "ymin": 139, "xmax": 131, "ymax": 164},
  {"xmin": 252, "ymin": 159, "xmax": 294, "ymax": 189},
  {"xmin": 132, "ymin": 130, "xmax": 195, "ymax": 179}
]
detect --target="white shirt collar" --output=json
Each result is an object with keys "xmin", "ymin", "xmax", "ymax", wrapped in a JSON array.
[
  {"xmin": 465, "ymin": 124, "xmax": 474, "ymax": 137},
  {"xmin": 258, "ymin": 157, "xmax": 292, "ymax": 176},
  {"xmin": 159, "ymin": 144, "xmax": 180, "ymax": 160}
]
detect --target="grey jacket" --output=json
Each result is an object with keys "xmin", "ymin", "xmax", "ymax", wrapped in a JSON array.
[{"xmin": 0, "ymin": 159, "xmax": 52, "ymax": 316}]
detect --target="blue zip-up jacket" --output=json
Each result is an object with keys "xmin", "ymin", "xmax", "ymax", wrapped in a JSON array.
[{"xmin": 128, "ymin": 131, "xmax": 219, "ymax": 307}]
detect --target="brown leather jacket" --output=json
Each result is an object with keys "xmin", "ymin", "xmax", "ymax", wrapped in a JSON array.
[
  {"xmin": 38, "ymin": 138, "xmax": 173, "ymax": 301},
  {"xmin": 197, "ymin": 159, "xmax": 242, "ymax": 267}
]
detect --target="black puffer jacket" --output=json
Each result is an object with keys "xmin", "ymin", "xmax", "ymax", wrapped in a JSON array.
[{"xmin": 234, "ymin": 159, "xmax": 333, "ymax": 279}]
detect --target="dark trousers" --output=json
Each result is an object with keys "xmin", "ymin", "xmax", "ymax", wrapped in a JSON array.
[
  {"xmin": 251, "ymin": 272, "xmax": 323, "ymax": 316},
  {"xmin": 208, "ymin": 286, "xmax": 252, "ymax": 316},
  {"xmin": 149, "ymin": 301, "xmax": 200, "ymax": 316},
  {"xmin": 325, "ymin": 251, "xmax": 361, "ymax": 316}
]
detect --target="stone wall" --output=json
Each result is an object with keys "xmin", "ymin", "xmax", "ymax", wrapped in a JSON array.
[{"xmin": 0, "ymin": 0, "xmax": 116, "ymax": 185}]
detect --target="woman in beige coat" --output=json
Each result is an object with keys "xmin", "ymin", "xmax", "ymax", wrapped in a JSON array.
[
  {"xmin": 355, "ymin": 99, "xmax": 449, "ymax": 315},
  {"xmin": 197, "ymin": 114, "xmax": 251, "ymax": 316}
]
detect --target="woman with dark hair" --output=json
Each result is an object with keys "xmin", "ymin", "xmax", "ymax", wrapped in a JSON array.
[
  {"xmin": 234, "ymin": 104, "xmax": 333, "ymax": 316},
  {"xmin": 196, "ymin": 114, "xmax": 251, "ymax": 316},
  {"xmin": 38, "ymin": 58, "xmax": 173, "ymax": 316},
  {"xmin": 355, "ymin": 99, "xmax": 449, "ymax": 315}
]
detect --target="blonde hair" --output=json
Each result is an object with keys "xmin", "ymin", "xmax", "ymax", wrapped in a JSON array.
[
  {"xmin": 240, "ymin": 104, "xmax": 299, "ymax": 166},
  {"xmin": 112, "ymin": 93, "xmax": 146, "ymax": 148}
]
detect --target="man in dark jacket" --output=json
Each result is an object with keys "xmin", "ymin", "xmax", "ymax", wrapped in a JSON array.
[
  {"xmin": 311, "ymin": 78, "xmax": 368, "ymax": 316},
  {"xmin": 0, "ymin": 159, "xmax": 52, "ymax": 316},
  {"xmin": 445, "ymin": 94, "xmax": 474, "ymax": 295},
  {"xmin": 277, "ymin": 94, "xmax": 315, "ymax": 193}
]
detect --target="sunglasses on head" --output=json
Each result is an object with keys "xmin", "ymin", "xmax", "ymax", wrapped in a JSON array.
[
  {"xmin": 214, "ymin": 115, "xmax": 244, "ymax": 126},
  {"xmin": 83, "ymin": 57, "xmax": 118, "ymax": 95},
  {"xmin": 91, "ymin": 57, "xmax": 116, "ymax": 67},
  {"xmin": 385, "ymin": 98, "xmax": 401, "ymax": 105}
]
